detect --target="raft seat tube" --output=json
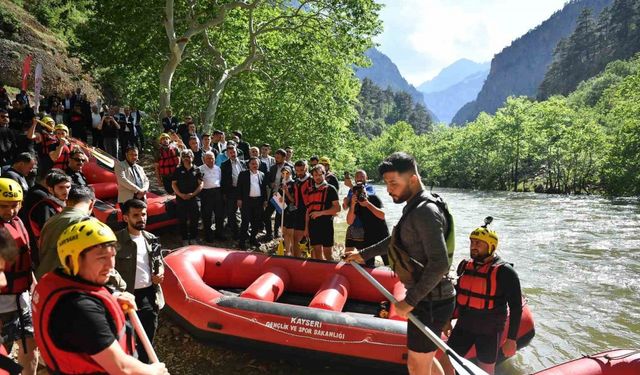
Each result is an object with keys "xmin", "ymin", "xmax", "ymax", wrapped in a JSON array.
[
  {"xmin": 308, "ymin": 273, "xmax": 350, "ymax": 312},
  {"xmin": 239, "ymin": 267, "xmax": 290, "ymax": 302}
]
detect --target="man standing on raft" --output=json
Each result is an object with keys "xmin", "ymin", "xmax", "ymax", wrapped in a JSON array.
[{"xmin": 345, "ymin": 152, "xmax": 455, "ymax": 375}]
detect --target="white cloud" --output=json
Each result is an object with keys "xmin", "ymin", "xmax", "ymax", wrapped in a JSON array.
[{"xmin": 375, "ymin": 0, "xmax": 568, "ymax": 85}]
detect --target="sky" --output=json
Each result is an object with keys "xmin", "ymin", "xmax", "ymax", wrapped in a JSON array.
[{"xmin": 375, "ymin": 0, "xmax": 569, "ymax": 85}]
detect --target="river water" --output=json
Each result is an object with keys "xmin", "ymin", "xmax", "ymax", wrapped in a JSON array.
[{"xmin": 335, "ymin": 185, "xmax": 640, "ymax": 374}]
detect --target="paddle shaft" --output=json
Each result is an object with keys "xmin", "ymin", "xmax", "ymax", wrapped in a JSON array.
[
  {"xmin": 350, "ymin": 262, "xmax": 488, "ymax": 375},
  {"xmin": 127, "ymin": 310, "xmax": 159, "ymax": 364}
]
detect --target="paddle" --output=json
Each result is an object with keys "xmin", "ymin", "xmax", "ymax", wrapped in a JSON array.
[
  {"xmin": 124, "ymin": 307, "xmax": 159, "ymax": 363},
  {"xmin": 349, "ymin": 262, "xmax": 488, "ymax": 375}
]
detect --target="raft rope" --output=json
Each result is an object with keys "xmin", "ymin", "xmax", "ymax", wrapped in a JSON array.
[
  {"xmin": 585, "ymin": 349, "xmax": 640, "ymax": 361},
  {"xmin": 164, "ymin": 256, "xmax": 405, "ymax": 348}
]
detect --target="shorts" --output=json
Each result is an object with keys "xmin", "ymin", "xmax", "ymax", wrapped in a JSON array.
[
  {"xmin": 407, "ymin": 298, "xmax": 454, "ymax": 353},
  {"xmin": 309, "ymin": 218, "xmax": 334, "ymax": 247},
  {"xmin": 0, "ymin": 309, "xmax": 34, "ymax": 343},
  {"xmin": 284, "ymin": 209, "xmax": 305, "ymax": 231},
  {"xmin": 447, "ymin": 326, "xmax": 502, "ymax": 364}
]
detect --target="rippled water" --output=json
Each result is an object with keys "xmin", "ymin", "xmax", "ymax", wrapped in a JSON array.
[{"xmin": 336, "ymin": 186, "xmax": 640, "ymax": 373}]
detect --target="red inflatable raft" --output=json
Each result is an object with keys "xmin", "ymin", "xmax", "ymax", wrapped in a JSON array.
[
  {"xmin": 534, "ymin": 349, "xmax": 640, "ymax": 375},
  {"xmin": 66, "ymin": 138, "xmax": 178, "ymax": 231},
  {"xmin": 163, "ymin": 247, "xmax": 535, "ymax": 367}
]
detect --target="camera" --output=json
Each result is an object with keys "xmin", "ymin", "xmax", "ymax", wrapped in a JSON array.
[{"xmin": 352, "ymin": 182, "xmax": 367, "ymax": 202}]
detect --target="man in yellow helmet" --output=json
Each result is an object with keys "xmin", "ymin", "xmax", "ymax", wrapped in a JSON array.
[
  {"xmin": 0, "ymin": 178, "xmax": 38, "ymax": 374},
  {"xmin": 32, "ymin": 218, "xmax": 169, "ymax": 375},
  {"xmin": 441, "ymin": 217, "xmax": 522, "ymax": 375}
]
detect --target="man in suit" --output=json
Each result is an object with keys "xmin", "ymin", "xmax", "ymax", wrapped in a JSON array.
[
  {"xmin": 259, "ymin": 143, "xmax": 275, "ymax": 171},
  {"xmin": 262, "ymin": 149, "xmax": 293, "ymax": 240},
  {"xmin": 220, "ymin": 142, "xmax": 245, "ymax": 239},
  {"xmin": 115, "ymin": 146, "xmax": 149, "ymax": 204},
  {"xmin": 236, "ymin": 157, "xmax": 267, "ymax": 249},
  {"xmin": 249, "ymin": 146, "xmax": 269, "ymax": 174},
  {"xmin": 114, "ymin": 199, "xmax": 164, "ymax": 364},
  {"xmin": 211, "ymin": 130, "xmax": 225, "ymax": 154}
]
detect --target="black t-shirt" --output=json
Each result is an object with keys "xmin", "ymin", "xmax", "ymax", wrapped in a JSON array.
[
  {"xmin": 326, "ymin": 174, "xmax": 339, "ymax": 193},
  {"xmin": 355, "ymin": 194, "xmax": 389, "ymax": 246},
  {"xmin": 172, "ymin": 165, "xmax": 203, "ymax": 198},
  {"xmin": 0, "ymin": 127, "xmax": 16, "ymax": 166},
  {"xmin": 162, "ymin": 116, "xmax": 178, "ymax": 133},
  {"xmin": 49, "ymin": 291, "xmax": 118, "ymax": 355},
  {"xmin": 311, "ymin": 184, "xmax": 339, "ymax": 225},
  {"xmin": 66, "ymin": 168, "xmax": 89, "ymax": 187}
]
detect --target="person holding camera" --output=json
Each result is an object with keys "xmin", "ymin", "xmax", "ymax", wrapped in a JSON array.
[
  {"xmin": 98, "ymin": 109, "xmax": 121, "ymax": 158},
  {"xmin": 115, "ymin": 199, "xmax": 165, "ymax": 364},
  {"xmin": 345, "ymin": 170, "xmax": 389, "ymax": 266}
]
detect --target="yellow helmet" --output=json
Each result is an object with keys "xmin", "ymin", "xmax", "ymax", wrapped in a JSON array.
[
  {"xmin": 53, "ymin": 124, "xmax": 69, "ymax": 133},
  {"xmin": 319, "ymin": 156, "xmax": 331, "ymax": 165},
  {"xmin": 469, "ymin": 216, "xmax": 498, "ymax": 253},
  {"xmin": 57, "ymin": 219, "xmax": 117, "ymax": 275},
  {"xmin": 158, "ymin": 133, "xmax": 171, "ymax": 141},
  {"xmin": 42, "ymin": 116, "xmax": 55, "ymax": 126},
  {"xmin": 0, "ymin": 178, "xmax": 23, "ymax": 202}
]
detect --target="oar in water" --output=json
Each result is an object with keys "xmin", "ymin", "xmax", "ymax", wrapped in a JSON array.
[{"xmin": 348, "ymin": 261, "xmax": 488, "ymax": 375}]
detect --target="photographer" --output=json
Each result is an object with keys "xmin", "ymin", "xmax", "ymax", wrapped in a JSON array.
[
  {"xmin": 345, "ymin": 170, "xmax": 389, "ymax": 266},
  {"xmin": 98, "ymin": 108, "xmax": 121, "ymax": 158},
  {"xmin": 115, "ymin": 199, "xmax": 164, "ymax": 364}
]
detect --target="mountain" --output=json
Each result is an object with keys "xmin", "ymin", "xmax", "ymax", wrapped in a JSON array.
[
  {"xmin": 423, "ymin": 69, "xmax": 489, "ymax": 124},
  {"xmin": 418, "ymin": 59, "xmax": 490, "ymax": 94},
  {"xmin": 452, "ymin": 0, "xmax": 614, "ymax": 125},
  {"xmin": 355, "ymin": 48, "xmax": 437, "ymax": 120}
]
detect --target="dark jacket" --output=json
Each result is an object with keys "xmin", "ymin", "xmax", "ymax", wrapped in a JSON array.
[
  {"xmin": 221, "ymin": 158, "xmax": 246, "ymax": 195},
  {"xmin": 237, "ymin": 170, "xmax": 267, "ymax": 203},
  {"xmin": 360, "ymin": 190, "xmax": 454, "ymax": 305},
  {"xmin": 237, "ymin": 140, "xmax": 250, "ymax": 161},
  {"xmin": 114, "ymin": 229, "xmax": 165, "ymax": 309},
  {"xmin": 2, "ymin": 167, "xmax": 29, "ymax": 193}
]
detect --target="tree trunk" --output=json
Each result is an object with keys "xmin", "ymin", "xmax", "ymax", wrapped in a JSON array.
[
  {"xmin": 203, "ymin": 71, "xmax": 231, "ymax": 132},
  {"xmin": 159, "ymin": 51, "xmax": 181, "ymax": 118}
]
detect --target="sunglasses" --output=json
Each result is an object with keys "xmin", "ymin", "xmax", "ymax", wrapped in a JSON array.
[{"xmin": 71, "ymin": 158, "xmax": 87, "ymax": 163}]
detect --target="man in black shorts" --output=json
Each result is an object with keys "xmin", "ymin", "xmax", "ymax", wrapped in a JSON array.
[
  {"xmin": 284, "ymin": 161, "xmax": 313, "ymax": 257},
  {"xmin": 32, "ymin": 218, "xmax": 168, "ymax": 374},
  {"xmin": 345, "ymin": 152, "xmax": 455, "ymax": 375},
  {"xmin": 303, "ymin": 165, "xmax": 340, "ymax": 261},
  {"xmin": 441, "ymin": 221, "xmax": 522, "ymax": 375}
]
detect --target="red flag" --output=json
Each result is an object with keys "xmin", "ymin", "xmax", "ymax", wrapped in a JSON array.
[{"xmin": 21, "ymin": 55, "xmax": 32, "ymax": 91}]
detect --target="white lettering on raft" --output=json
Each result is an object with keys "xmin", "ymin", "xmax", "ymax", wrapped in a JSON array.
[
  {"xmin": 290, "ymin": 317, "xmax": 322, "ymax": 328},
  {"xmin": 263, "ymin": 318, "xmax": 346, "ymax": 340}
]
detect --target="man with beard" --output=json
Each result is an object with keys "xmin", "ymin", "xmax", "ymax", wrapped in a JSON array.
[
  {"xmin": 345, "ymin": 152, "xmax": 455, "ymax": 375},
  {"xmin": 65, "ymin": 149, "xmax": 89, "ymax": 187},
  {"xmin": 440, "ymin": 219, "xmax": 521, "ymax": 375},
  {"xmin": 115, "ymin": 199, "xmax": 164, "ymax": 364},
  {"xmin": 303, "ymin": 165, "xmax": 340, "ymax": 260}
]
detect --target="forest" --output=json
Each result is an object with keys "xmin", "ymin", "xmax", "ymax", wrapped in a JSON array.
[{"xmin": 2, "ymin": 0, "xmax": 640, "ymax": 196}]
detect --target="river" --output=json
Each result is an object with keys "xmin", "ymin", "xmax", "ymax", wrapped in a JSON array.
[{"xmin": 342, "ymin": 186, "xmax": 640, "ymax": 373}]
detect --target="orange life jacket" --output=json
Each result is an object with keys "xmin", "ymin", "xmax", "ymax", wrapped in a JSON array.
[
  {"xmin": 293, "ymin": 177, "xmax": 312, "ymax": 209},
  {"xmin": 32, "ymin": 271, "xmax": 135, "ymax": 374},
  {"xmin": 158, "ymin": 145, "xmax": 179, "ymax": 177},
  {"xmin": 302, "ymin": 182, "xmax": 330, "ymax": 213},
  {"xmin": 455, "ymin": 257, "xmax": 506, "ymax": 310},
  {"xmin": 0, "ymin": 218, "xmax": 32, "ymax": 294}
]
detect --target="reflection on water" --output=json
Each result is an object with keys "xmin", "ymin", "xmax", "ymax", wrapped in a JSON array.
[{"xmin": 334, "ymin": 186, "xmax": 640, "ymax": 374}]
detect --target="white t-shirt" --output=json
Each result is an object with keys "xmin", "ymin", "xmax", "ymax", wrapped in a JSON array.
[
  {"xmin": 132, "ymin": 233, "xmax": 152, "ymax": 289},
  {"xmin": 199, "ymin": 164, "xmax": 221, "ymax": 189}
]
